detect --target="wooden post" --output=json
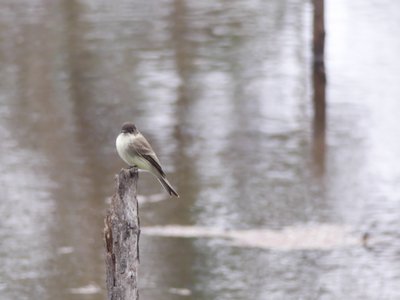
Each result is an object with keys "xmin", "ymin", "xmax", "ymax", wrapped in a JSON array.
[{"xmin": 104, "ymin": 168, "xmax": 140, "ymax": 300}]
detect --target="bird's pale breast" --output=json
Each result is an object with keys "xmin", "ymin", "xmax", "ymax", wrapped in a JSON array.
[{"xmin": 116, "ymin": 133, "xmax": 151, "ymax": 170}]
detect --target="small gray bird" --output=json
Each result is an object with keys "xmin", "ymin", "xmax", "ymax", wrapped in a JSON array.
[{"xmin": 116, "ymin": 122, "xmax": 179, "ymax": 197}]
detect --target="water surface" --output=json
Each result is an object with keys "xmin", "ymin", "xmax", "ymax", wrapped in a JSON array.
[{"xmin": 0, "ymin": 0, "xmax": 399, "ymax": 299}]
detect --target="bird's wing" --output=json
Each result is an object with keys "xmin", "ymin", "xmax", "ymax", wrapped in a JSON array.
[{"xmin": 130, "ymin": 134, "xmax": 166, "ymax": 177}]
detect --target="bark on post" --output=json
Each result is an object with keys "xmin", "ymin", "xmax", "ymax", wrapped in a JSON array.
[{"xmin": 104, "ymin": 168, "xmax": 140, "ymax": 300}]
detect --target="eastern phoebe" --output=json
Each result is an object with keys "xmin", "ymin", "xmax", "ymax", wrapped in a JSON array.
[{"xmin": 116, "ymin": 122, "xmax": 179, "ymax": 197}]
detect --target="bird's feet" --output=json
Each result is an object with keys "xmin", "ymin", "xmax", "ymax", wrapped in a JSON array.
[{"xmin": 128, "ymin": 166, "xmax": 138, "ymax": 177}]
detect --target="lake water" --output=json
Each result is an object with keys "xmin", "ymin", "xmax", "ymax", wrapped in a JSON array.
[{"xmin": 0, "ymin": 0, "xmax": 400, "ymax": 299}]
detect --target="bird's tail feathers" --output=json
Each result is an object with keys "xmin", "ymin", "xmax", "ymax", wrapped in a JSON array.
[{"xmin": 157, "ymin": 175, "xmax": 179, "ymax": 197}]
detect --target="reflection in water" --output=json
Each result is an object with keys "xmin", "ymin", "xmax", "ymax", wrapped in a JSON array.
[
  {"xmin": 311, "ymin": 0, "xmax": 326, "ymax": 176},
  {"xmin": 0, "ymin": 0, "xmax": 400, "ymax": 300},
  {"xmin": 312, "ymin": 64, "xmax": 326, "ymax": 175}
]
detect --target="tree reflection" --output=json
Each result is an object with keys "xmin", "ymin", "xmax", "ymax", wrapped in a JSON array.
[
  {"xmin": 312, "ymin": 67, "xmax": 326, "ymax": 176},
  {"xmin": 312, "ymin": 0, "xmax": 326, "ymax": 176}
]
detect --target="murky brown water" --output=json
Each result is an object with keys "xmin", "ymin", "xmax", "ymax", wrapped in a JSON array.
[{"xmin": 1, "ymin": 0, "xmax": 400, "ymax": 299}]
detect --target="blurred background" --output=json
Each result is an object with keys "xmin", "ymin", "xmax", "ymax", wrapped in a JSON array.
[{"xmin": 1, "ymin": 0, "xmax": 400, "ymax": 299}]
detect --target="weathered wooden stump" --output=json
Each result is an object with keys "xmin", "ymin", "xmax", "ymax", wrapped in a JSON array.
[{"xmin": 104, "ymin": 168, "xmax": 140, "ymax": 300}]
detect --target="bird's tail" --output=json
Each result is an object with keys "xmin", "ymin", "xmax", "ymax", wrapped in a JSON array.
[{"xmin": 157, "ymin": 175, "xmax": 179, "ymax": 197}]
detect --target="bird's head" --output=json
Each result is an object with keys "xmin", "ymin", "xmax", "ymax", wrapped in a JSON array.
[{"xmin": 121, "ymin": 122, "xmax": 138, "ymax": 134}]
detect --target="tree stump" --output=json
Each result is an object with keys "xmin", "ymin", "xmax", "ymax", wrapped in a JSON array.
[{"xmin": 104, "ymin": 168, "xmax": 140, "ymax": 300}]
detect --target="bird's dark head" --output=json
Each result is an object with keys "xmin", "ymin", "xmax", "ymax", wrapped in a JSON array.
[{"xmin": 121, "ymin": 122, "xmax": 138, "ymax": 134}]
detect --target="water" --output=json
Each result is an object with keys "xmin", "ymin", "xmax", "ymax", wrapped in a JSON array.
[{"xmin": 0, "ymin": 0, "xmax": 399, "ymax": 299}]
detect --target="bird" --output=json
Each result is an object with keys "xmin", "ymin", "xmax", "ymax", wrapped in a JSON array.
[{"xmin": 116, "ymin": 122, "xmax": 179, "ymax": 197}]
